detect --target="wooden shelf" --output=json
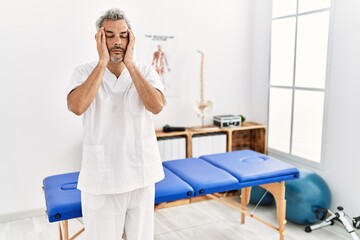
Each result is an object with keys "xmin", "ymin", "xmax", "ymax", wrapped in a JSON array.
[{"xmin": 156, "ymin": 122, "xmax": 267, "ymax": 157}]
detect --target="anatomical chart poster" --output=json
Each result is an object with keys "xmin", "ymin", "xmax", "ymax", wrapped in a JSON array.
[{"xmin": 136, "ymin": 34, "xmax": 179, "ymax": 97}]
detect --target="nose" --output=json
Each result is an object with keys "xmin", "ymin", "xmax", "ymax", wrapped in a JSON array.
[{"xmin": 114, "ymin": 35, "xmax": 122, "ymax": 47}]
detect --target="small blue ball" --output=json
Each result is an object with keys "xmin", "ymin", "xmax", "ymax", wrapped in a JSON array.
[{"xmin": 250, "ymin": 186, "xmax": 275, "ymax": 206}]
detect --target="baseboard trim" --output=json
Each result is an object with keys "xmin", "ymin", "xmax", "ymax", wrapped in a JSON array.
[{"xmin": 0, "ymin": 208, "xmax": 46, "ymax": 222}]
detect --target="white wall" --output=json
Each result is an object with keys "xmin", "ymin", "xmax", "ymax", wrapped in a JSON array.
[
  {"xmin": 4, "ymin": 0, "xmax": 358, "ymax": 219},
  {"xmin": 250, "ymin": 0, "xmax": 360, "ymax": 215},
  {"xmin": 321, "ymin": 0, "xmax": 360, "ymax": 215},
  {"xmin": 0, "ymin": 0, "xmax": 252, "ymax": 216},
  {"xmin": 249, "ymin": 1, "xmax": 271, "ymax": 123}
]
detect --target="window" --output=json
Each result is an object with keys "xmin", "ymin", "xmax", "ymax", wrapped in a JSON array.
[{"xmin": 268, "ymin": 0, "xmax": 331, "ymax": 164}]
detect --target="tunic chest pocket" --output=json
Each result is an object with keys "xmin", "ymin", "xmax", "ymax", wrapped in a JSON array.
[{"xmin": 82, "ymin": 145, "xmax": 109, "ymax": 172}]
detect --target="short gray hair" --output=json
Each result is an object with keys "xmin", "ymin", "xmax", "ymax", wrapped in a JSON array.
[{"xmin": 95, "ymin": 8, "xmax": 132, "ymax": 29}]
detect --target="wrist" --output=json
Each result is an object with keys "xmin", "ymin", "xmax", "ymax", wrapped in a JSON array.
[
  {"xmin": 98, "ymin": 60, "xmax": 108, "ymax": 68},
  {"xmin": 124, "ymin": 60, "xmax": 136, "ymax": 71}
]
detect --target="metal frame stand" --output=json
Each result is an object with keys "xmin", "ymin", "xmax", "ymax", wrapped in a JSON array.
[{"xmin": 305, "ymin": 206, "xmax": 360, "ymax": 240}]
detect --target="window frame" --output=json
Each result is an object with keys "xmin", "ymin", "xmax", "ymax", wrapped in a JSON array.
[{"xmin": 267, "ymin": 1, "xmax": 334, "ymax": 169}]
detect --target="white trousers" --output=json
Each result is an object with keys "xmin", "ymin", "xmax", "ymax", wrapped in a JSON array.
[{"xmin": 81, "ymin": 184, "xmax": 155, "ymax": 240}]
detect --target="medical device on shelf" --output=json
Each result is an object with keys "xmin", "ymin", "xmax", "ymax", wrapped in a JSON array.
[{"xmin": 305, "ymin": 206, "xmax": 360, "ymax": 240}]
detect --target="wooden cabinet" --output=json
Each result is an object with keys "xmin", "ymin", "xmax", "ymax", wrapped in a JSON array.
[{"xmin": 156, "ymin": 122, "xmax": 267, "ymax": 158}]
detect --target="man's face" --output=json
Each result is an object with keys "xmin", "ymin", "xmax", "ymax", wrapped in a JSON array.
[{"xmin": 102, "ymin": 19, "xmax": 129, "ymax": 63}]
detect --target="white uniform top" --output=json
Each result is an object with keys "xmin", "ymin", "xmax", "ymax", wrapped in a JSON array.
[{"xmin": 68, "ymin": 62, "xmax": 165, "ymax": 194}]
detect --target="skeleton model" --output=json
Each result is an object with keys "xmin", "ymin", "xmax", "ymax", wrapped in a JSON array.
[{"xmin": 194, "ymin": 50, "xmax": 213, "ymax": 126}]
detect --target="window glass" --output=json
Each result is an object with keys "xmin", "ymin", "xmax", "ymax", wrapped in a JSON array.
[
  {"xmin": 268, "ymin": 88, "xmax": 293, "ymax": 152},
  {"xmin": 292, "ymin": 90, "xmax": 324, "ymax": 162},
  {"xmin": 270, "ymin": 18, "xmax": 296, "ymax": 86},
  {"xmin": 272, "ymin": 0, "xmax": 297, "ymax": 18},
  {"xmin": 298, "ymin": 0, "xmax": 331, "ymax": 13},
  {"xmin": 295, "ymin": 11, "xmax": 330, "ymax": 89}
]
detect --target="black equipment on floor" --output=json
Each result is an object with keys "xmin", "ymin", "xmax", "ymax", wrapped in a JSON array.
[{"xmin": 305, "ymin": 206, "xmax": 360, "ymax": 240}]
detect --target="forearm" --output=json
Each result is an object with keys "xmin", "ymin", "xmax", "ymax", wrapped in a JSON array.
[
  {"xmin": 67, "ymin": 61, "xmax": 107, "ymax": 115},
  {"xmin": 126, "ymin": 63, "xmax": 166, "ymax": 114}
]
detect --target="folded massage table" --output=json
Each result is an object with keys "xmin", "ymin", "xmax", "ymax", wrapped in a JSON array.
[{"xmin": 43, "ymin": 150, "xmax": 299, "ymax": 240}]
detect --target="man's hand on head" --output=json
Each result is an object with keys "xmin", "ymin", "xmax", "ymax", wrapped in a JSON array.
[
  {"xmin": 96, "ymin": 27, "xmax": 110, "ymax": 66},
  {"xmin": 124, "ymin": 29, "xmax": 135, "ymax": 68}
]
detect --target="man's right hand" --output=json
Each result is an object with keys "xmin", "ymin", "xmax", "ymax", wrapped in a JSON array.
[
  {"xmin": 67, "ymin": 28, "xmax": 109, "ymax": 116},
  {"xmin": 96, "ymin": 27, "xmax": 110, "ymax": 64}
]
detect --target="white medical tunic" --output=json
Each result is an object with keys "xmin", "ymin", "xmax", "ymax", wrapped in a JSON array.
[{"xmin": 68, "ymin": 62, "xmax": 165, "ymax": 194}]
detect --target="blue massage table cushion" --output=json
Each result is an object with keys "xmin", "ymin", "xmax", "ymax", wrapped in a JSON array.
[
  {"xmin": 155, "ymin": 167, "xmax": 195, "ymax": 204},
  {"xmin": 43, "ymin": 166, "xmax": 196, "ymax": 222},
  {"xmin": 163, "ymin": 158, "xmax": 239, "ymax": 196},
  {"xmin": 43, "ymin": 172, "xmax": 81, "ymax": 222},
  {"xmin": 200, "ymin": 150, "xmax": 300, "ymax": 187}
]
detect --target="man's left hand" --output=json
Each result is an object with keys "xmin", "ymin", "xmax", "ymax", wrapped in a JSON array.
[{"xmin": 124, "ymin": 29, "xmax": 135, "ymax": 67}]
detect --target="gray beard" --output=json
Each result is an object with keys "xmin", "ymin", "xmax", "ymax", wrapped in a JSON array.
[{"xmin": 110, "ymin": 56, "xmax": 123, "ymax": 63}]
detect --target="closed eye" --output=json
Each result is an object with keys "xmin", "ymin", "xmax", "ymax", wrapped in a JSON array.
[
  {"xmin": 105, "ymin": 30, "xmax": 114, "ymax": 38},
  {"xmin": 120, "ymin": 34, "xmax": 128, "ymax": 39}
]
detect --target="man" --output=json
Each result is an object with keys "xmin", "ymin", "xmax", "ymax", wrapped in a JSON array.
[{"xmin": 67, "ymin": 8, "xmax": 166, "ymax": 240}]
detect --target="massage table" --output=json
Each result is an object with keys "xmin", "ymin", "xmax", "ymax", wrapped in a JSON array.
[{"xmin": 43, "ymin": 150, "xmax": 299, "ymax": 240}]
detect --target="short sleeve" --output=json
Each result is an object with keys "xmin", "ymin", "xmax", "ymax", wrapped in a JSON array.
[
  {"xmin": 142, "ymin": 64, "xmax": 165, "ymax": 96},
  {"xmin": 67, "ymin": 65, "xmax": 89, "ymax": 95}
]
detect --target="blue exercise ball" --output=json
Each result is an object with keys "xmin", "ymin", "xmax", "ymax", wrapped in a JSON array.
[
  {"xmin": 285, "ymin": 169, "xmax": 332, "ymax": 225},
  {"xmin": 250, "ymin": 186, "xmax": 275, "ymax": 206}
]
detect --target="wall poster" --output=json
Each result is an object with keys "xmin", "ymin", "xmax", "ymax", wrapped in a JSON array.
[{"xmin": 136, "ymin": 34, "xmax": 178, "ymax": 97}]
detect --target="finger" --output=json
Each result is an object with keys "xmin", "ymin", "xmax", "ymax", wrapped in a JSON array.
[
  {"xmin": 101, "ymin": 27, "xmax": 106, "ymax": 43},
  {"xmin": 95, "ymin": 28, "xmax": 102, "ymax": 43},
  {"xmin": 128, "ymin": 29, "xmax": 135, "ymax": 43}
]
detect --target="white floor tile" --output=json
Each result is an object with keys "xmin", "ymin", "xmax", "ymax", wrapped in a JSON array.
[{"xmin": 1, "ymin": 199, "xmax": 358, "ymax": 240}]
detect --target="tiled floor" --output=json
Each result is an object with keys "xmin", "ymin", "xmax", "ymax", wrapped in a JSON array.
[{"xmin": 0, "ymin": 199, "xmax": 357, "ymax": 240}]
